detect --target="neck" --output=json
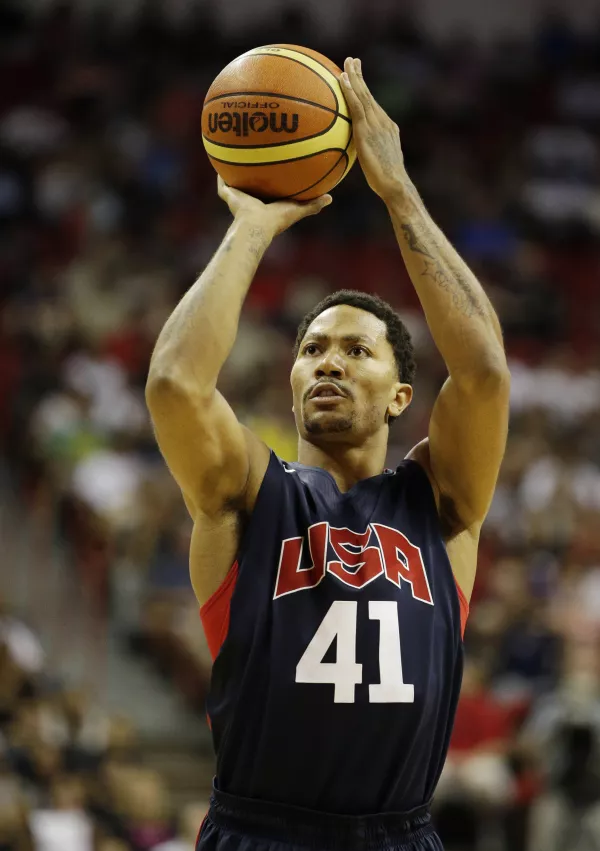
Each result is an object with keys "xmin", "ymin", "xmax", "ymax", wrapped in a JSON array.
[{"xmin": 297, "ymin": 431, "xmax": 389, "ymax": 492}]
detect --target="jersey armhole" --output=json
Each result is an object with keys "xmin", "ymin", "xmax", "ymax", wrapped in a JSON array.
[
  {"xmin": 197, "ymin": 451, "xmax": 282, "ymax": 661},
  {"xmin": 402, "ymin": 458, "xmax": 470, "ymax": 639},
  {"xmin": 199, "ymin": 560, "xmax": 239, "ymax": 661}
]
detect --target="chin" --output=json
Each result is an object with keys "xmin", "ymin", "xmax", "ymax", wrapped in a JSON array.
[{"xmin": 303, "ymin": 413, "xmax": 355, "ymax": 437}]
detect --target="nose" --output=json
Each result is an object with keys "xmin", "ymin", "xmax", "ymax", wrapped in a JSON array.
[{"xmin": 315, "ymin": 351, "xmax": 345, "ymax": 380}]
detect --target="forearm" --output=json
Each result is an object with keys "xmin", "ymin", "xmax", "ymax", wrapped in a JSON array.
[
  {"xmin": 387, "ymin": 179, "xmax": 506, "ymax": 378},
  {"xmin": 148, "ymin": 216, "xmax": 271, "ymax": 392}
]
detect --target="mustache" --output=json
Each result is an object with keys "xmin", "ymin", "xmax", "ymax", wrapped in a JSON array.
[{"xmin": 304, "ymin": 380, "xmax": 351, "ymax": 403}]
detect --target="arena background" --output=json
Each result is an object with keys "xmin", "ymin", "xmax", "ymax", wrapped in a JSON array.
[{"xmin": 2, "ymin": 1, "xmax": 600, "ymax": 849}]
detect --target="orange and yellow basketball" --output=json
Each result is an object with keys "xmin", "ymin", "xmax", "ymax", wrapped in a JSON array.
[{"xmin": 202, "ymin": 45, "xmax": 356, "ymax": 201}]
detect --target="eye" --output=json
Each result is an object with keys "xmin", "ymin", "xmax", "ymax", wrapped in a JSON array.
[
  {"xmin": 302, "ymin": 343, "xmax": 320, "ymax": 356},
  {"xmin": 349, "ymin": 345, "xmax": 369, "ymax": 357}
]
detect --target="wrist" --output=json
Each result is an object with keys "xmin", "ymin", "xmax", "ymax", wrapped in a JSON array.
[
  {"xmin": 233, "ymin": 212, "xmax": 277, "ymax": 242},
  {"xmin": 380, "ymin": 173, "xmax": 419, "ymax": 211}
]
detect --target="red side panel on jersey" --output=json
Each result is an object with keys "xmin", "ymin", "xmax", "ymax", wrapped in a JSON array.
[
  {"xmin": 200, "ymin": 560, "xmax": 239, "ymax": 661},
  {"xmin": 196, "ymin": 813, "xmax": 208, "ymax": 847},
  {"xmin": 454, "ymin": 579, "xmax": 469, "ymax": 639}
]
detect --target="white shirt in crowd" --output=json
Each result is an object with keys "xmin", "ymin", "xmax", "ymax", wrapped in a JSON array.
[{"xmin": 29, "ymin": 809, "xmax": 94, "ymax": 851}]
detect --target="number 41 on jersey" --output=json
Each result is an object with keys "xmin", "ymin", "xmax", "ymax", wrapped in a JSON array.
[{"xmin": 295, "ymin": 600, "xmax": 415, "ymax": 704}]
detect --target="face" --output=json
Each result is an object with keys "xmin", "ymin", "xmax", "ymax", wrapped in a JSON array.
[{"xmin": 290, "ymin": 305, "xmax": 412, "ymax": 444}]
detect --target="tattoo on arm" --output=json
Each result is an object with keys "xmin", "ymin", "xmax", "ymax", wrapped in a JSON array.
[
  {"xmin": 401, "ymin": 223, "xmax": 485, "ymax": 319},
  {"xmin": 420, "ymin": 260, "xmax": 485, "ymax": 318},
  {"xmin": 401, "ymin": 223, "xmax": 434, "ymax": 259}
]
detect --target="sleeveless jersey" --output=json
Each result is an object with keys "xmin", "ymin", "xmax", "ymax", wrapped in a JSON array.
[{"xmin": 200, "ymin": 452, "xmax": 468, "ymax": 815}]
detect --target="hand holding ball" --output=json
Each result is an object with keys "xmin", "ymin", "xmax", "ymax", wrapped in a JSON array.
[{"xmin": 202, "ymin": 45, "xmax": 356, "ymax": 201}]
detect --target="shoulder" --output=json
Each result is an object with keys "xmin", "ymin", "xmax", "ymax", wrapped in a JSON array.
[{"xmin": 242, "ymin": 448, "xmax": 321, "ymax": 514}]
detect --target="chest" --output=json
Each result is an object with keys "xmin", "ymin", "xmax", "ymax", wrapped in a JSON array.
[
  {"xmin": 229, "ymin": 466, "xmax": 461, "ymax": 700},
  {"xmin": 263, "ymin": 542, "xmax": 457, "ymax": 708},
  {"xmin": 263, "ymin": 508, "xmax": 457, "ymax": 697},
  {"xmin": 273, "ymin": 517, "xmax": 435, "ymax": 608}
]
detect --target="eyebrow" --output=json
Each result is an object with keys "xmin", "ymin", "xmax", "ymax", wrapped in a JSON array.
[{"xmin": 305, "ymin": 333, "xmax": 377, "ymax": 347}]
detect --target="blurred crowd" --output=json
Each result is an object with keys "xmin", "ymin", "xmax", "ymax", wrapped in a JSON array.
[
  {"xmin": 2, "ymin": 2, "xmax": 600, "ymax": 850},
  {"xmin": 0, "ymin": 598, "xmax": 206, "ymax": 851}
]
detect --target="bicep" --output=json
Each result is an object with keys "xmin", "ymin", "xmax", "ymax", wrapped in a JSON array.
[
  {"xmin": 146, "ymin": 377, "xmax": 269, "ymax": 515},
  {"xmin": 427, "ymin": 370, "xmax": 510, "ymax": 531}
]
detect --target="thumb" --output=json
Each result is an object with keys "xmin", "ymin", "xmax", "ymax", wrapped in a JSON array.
[
  {"xmin": 217, "ymin": 175, "xmax": 232, "ymax": 202},
  {"xmin": 305, "ymin": 194, "xmax": 333, "ymax": 216}
]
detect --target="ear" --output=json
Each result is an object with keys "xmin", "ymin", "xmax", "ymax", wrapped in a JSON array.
[{"xmin": 388, "ymin": 383, "xmax": 413, "ymax": 419}]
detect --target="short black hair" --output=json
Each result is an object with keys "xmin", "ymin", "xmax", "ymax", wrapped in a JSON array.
[{"xmin": 293, "ymin": 289, "xmax": 416, "ymax": 386}]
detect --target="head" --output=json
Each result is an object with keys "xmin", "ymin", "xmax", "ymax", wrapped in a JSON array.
[
  {"xmin": 50, "ymin": 775, "xmax": 87, "ymax": 810},
  {"xmin": 291, "ymin": 291, "xmax": 415, "ymax": 446}
]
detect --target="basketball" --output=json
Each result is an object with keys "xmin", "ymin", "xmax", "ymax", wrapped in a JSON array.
[{"xmin": 202, "ymin": 45, "xmax": 356, "ymax": 201}]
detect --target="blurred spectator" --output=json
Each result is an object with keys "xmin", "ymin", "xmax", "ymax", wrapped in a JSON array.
[
  {"xmin": 150, "ymin": 802, "xmax": 208, "ymax": 851},
  {"xmin": 436, "ymin": 659, "xmax": 517, "ymax": 834},
  {"xmin": 69, "ymin": 434, "xmax": 148, "ymax": 535},
  {"xmin": 0, "ymin": 751, "xmax": 31, "ymax": 851},
  {"xmin": 29, "ymin": 775, "xmax": 94, "ymax": 851},
  {"xmin": 0, "ymin": 606, "xmax": 45, "ymax": 680},
  {"xmin": 521, "ymin": 123, "xmax": 599, "ymax": 235},
  {"xmin": 524, "ymin": 641, "xmax": 600, "ymax": 851},
  {"xmin": 120, "ymin": 771, "xmax": 174, "ymax": 851}
]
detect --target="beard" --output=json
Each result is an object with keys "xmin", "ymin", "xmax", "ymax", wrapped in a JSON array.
[{"xmin": 303, "ymin": 411, "xmax": 355, "ymax": 435}]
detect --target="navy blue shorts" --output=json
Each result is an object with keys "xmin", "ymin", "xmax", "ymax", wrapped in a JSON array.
[{"xmin": 196, "ymin": 784, "xmax": 444, "ymax": 851}]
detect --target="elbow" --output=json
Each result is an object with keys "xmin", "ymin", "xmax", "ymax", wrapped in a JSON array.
[
  {"xmin": 454, "ymin": 355, "xmax": 511, "ymax": 395},
  {"xmin": 146, "ymin": 355, "xmax": 181, "ymax": 393},
  {"xmin": 145, "ymin": 366, "xmax": 210, "ymax": 412},
  {"xmin": 145, "ymin": 368, "xmax": 179, "ymax": 415},
  {"xmin": 480, "ymin": 358, "xmax": 510, "ymax": 385},
  {"xmin": 146, "ymin": 367, "xmax": 174, "ymax": 404}
]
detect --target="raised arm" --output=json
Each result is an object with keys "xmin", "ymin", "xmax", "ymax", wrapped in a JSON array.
[
  {"xmin": 342, "ymin": 59, "xmax": 510, "ymax": 596},
  {"xmin": 146, "ymin": 179, "xmax": 332, "ymax": 518}
]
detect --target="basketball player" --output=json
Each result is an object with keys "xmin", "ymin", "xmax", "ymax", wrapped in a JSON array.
[{"xmin": 146, "ymin": 58, "xmax": 510, "ymax": 851}]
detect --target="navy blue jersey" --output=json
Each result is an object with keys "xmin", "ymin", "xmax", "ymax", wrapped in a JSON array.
[{"xmin": 200, "ymin": 451, "xmax": 467, "ymax": 816}]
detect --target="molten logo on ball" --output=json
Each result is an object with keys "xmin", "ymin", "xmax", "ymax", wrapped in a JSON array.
[
  {"xmin": 202, "ymin": 44, "xmax": 356, "ymax": 199},
  {"xmin": 207, "ymin": 111, "xmax": 299, "ymax": 137}
]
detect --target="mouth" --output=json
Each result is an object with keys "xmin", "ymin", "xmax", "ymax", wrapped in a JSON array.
[{"xmin": 308, "ymin": 383, "xmax": 346, "ymax": 401}]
